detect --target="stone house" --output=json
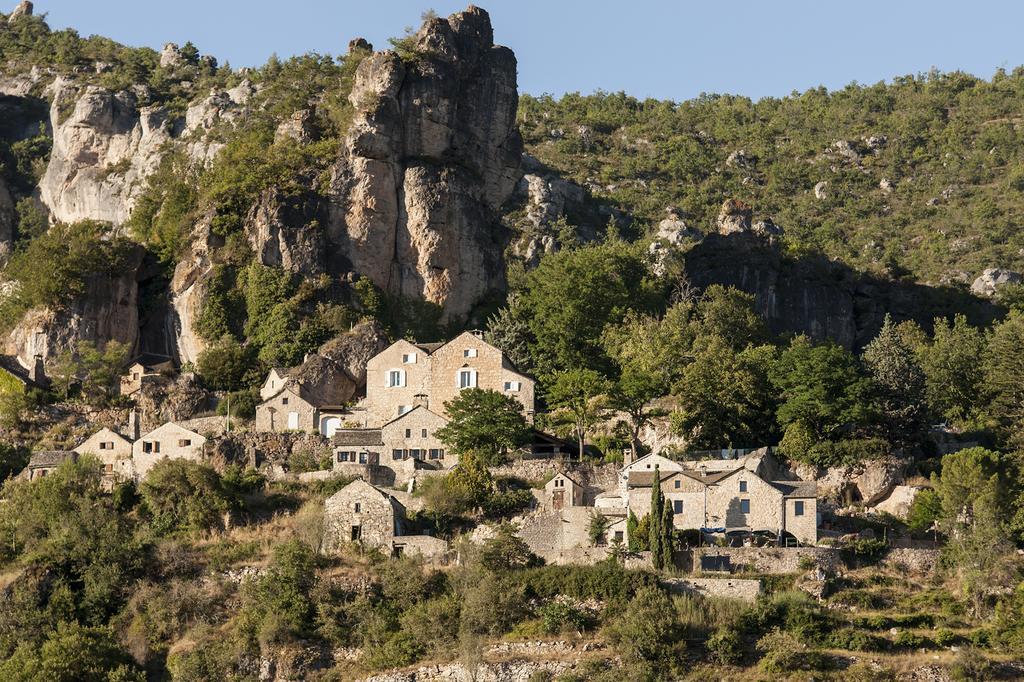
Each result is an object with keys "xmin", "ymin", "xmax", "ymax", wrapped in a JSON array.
[
  {"xmin": 259, "ymin": 367, "xmax": 292, "ymax": 400},
  {"xmin": 255, "ymin": 383, "xmax": 348, "ymax": 436},
  {"xmin": 546, "ymin": 471, "xmax": 584, "ymax": 509},
  {"xmin": 363, "ymin": 331, "xmax": 534, "ymax": 426},
  {"xmin": 131, "ymin": 422, "xmax": 206, "ymax": 480},
  {"xmin": 74, "ymin": 427, "xmax": 134, "ymax": 483},
  {"xmin": 333, "ymin": 406, "xmax": 453, "ymax": 481},
  {"xmin": 19, "ymin": 450, "xmax": 76, "ymax": 481},
  {"xmin": 323, "ymin": 479, "xmax": 405, "ymax": 553},
  {"xmin": 119, "ymin": 356, "xmax": 175, "ymax": 397},
  {"xmin": 625, "ymin": 464, "xmax": 818, "ymax": 545}
]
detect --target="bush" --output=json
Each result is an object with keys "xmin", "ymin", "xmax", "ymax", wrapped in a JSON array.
[
  {"xmin": 706, "ymin": 625, "xmax": 744, "ymax": 664},
  {"xmin": 826, "ymin": 627, "xmax": 888, "ymax": 652},
  {"xmin": 538, "ymin": 598, "xmax": 592, "ymax": 635},
  {"xmin": 757, "ymin": 629, "xmax": 833, "ymax": 673},
  {"xmin": 935, "ymin": 628, "xmax": 959, "ymax": 647},
  {"xmin": 140, "ymin": 460, "xmax": 233, "ymax": 536},
  {"xmin": 893, "ymin": 630, "xmax": 930, "ymax": 649},
  {"xmin": 216, "ymin": 389, "xmax": 259, "ymax": 419},
  {"xmin": 603, "ymin": 586, "xmax": 685, "ymax": 666}
]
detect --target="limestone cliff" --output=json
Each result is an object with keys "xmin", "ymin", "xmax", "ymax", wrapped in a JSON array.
[{"xmin": 324, "ymin": 6, "xmax": 522, "ymax": 320}]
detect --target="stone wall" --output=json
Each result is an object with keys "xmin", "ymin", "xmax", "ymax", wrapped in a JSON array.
[
  {"xmin": 323, "ymin": 480, "xmax": 399, "ymax": 553},
  {"xmin": 664, "ymin": 577, "xmax": 763, "ymax": 603},
  {"xmin": 393, "ymin": 535, "xmax": 450, "ymax": 562},
  {"xmin": 255, "ymin": 388, "xmax": 317, "ymax": 433},
  {"xmin": 691, "ymin": 546, "xmax": 841, "ymax": 574},
  {"xmin": 881, "ymin": 548, "xmax": 940, "ymax": 575}
]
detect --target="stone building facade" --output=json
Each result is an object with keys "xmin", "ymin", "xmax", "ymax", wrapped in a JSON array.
[
  {"xmin": 545, "ymin": 471, "xmax": 584, "ymax": 509},
  {"xmin": 323, "ymin": 479, "xmax": 405, "ymax": 553},
  {"xmin": 363, "ymin": 331, "xmax": 534, "ymax": 426},
  {"xmin": 333, "ymin": 406, "xmax": 453, "ymax": 471},
  {"xmin": 74, "ymin": 427, "xmax": 134, "ymax": 483},
  {"xmin": 255, "ymin": 377, "xmax": 350, "ymax": 436},
  {"xmin": 131, "ymin": 422, "xmax": 206, "ymax": 480}
]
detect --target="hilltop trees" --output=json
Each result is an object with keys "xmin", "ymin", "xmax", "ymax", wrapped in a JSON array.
[
  {"xmin": 862, "ymin": 315, "xmax": 929, "ymax": 444},
  {"xmin": 436, "ymin": 389, "xmax": 531, "ymax": 466},
  {"xmin": 546, "ymin": 369, "xmax": 610, "ymax": 459}
]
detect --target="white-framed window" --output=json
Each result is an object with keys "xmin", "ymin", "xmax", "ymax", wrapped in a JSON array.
[
  {"xmin": 387, "ymin": 369, "xmax": 406, "ymax": 388},
  {"xmin": 504, "ymin": 380, "xmax": 521, "ymax": 392},
  {"xmin": 464, "ymin": 348, "xmax": 478, "ymax": 358},
  {"xmin": 402, "ymin": 352, "xmax": 417, "ymax": 364},
  {"xmin": 458, "ymin": 368, "xmax": 477, "ymax": 389},
  {"xmin": 398, "ymin": 405, "xmax": 412, "ymax": 415}
]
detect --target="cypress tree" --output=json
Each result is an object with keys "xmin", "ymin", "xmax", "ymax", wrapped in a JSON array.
[
  {"xmin": 649, "ymin": 465, "xmax": 664, "ymax": 569},
  {"xmin": 661, "ymin": 501, "xmax": 675, "ymax": 569},
  {"xmin": 626, "ymin": 509, "xmax": 640, "ymax": 551}
]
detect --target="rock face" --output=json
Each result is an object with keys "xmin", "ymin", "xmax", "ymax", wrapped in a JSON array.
[
  {"xmin": 715, "ymin": 199, "xmax": 753, "ymax": 235},
  {"xmin": 39, "ymin": 84, "xmax": 172, "ymax": 226},
  {"xmin": 970, "ymin": 267, "xmax": 1022, "ymax": 297},
  {"xmin": 0, "ymin": 176, "xmax": 13, "ymax": 261},
  {"xmin": 317, "ymin": 320, "xmax": 389, "ymax": 391},
  {"xmin": 325, "ymin": 6, "xmax": 522, "ymax": 321},
  {"xmin": 683, "ymin": 233, "xmax": 996, "ymax": 349},
  {"xmin": 4, "ymin": 245, "xmax": 146, "ymax": 366}
]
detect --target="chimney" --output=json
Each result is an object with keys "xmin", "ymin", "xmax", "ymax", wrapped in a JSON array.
[
  {"xmin": 623, "ymin": 446, "xmax": 635, "ymax": 467},
  {"xmin": 28, "ymin": 354, "xmax": 45, "ymax": 385},
  {"xmin": 128, "ymin": 409, "xmax": 141, "ymax": 441},
  {"xmin": 413, "ymin": 393, "xmax": 428, "ymax": 409}
]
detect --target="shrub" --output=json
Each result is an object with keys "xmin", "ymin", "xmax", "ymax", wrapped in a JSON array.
[
  {"xmin": 140, "ymin": 460, "xmax": 233, "ymax": 536},
  {"xmin": 706, "ymin": 625, "xmax": 744, "ymax": 664},
  {"xmin": 826, "ymin": 627, "xmax": 888, "ymax": 652},
  {"xmin": 206, "ymin": 540, "xmax": 262, "ymax": 572},
  {"xmin": 935, "ymin": 628, "xmax": 959, "ymax": 647},
  {"xmin": 949, "ymin": 648, "xmax": 996, "ymax": 681},
  {"xmin": 603, "ymin": 587, "xmax": 684, "ymax": 666},
  {"xmin": 756, "ymin": 629, "xmax": 833, "ymax": 673},
  {"xmin": 539, "ymin": 598, "xmax": 592, "ymax": 635},
  {"xmin": 893, "ymin": 630, "xmax": 930, "ymax": 649}
]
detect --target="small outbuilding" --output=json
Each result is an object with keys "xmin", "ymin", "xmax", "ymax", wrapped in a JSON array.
[{"xmin": 546, "ymin": 471, "xmax": 584, "ymax": 509}]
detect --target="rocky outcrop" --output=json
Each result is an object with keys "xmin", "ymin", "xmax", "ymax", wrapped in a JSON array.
[
  {"xmin": 794, "ymin": 455, "xmax": 909, "ymax": 506},
  {"xmin": 970, "ymin": 267, "xmax": 1021, "ymax": 297},
  {"xmin": 317, "ymin": 319, "xmax": 388, "ymax": 390},
  {"xmin": 715, "ymin": 199, "xmax": 752, "ymax": 235},
  {"xmin": 7, "ymin": 0, "xmax": 30, "ymax": 23},
  {"xmin": 683, "ymin": 233, "xmax": 996, "ymax": 349},
  {"xmin": 135, "ymin": 373, "xmax": 211, "ymax": 431},
  {"xmin": 325, "ymin": 6, "xmax": 522, "ymax": 321},
  {"xmin": 4, "ymin": 245, "xmax": 146, "ymax": 366},
  {"xmin": 0, "ymin": 176, "xmax": 13, "ymax": 261},
  {"xmin": 246, "ymin": 187, "xmax": 326, "ymax": 275},
  {"xmin": 169, "ymin": 216, "xmax": 218, "ymax": 364}
]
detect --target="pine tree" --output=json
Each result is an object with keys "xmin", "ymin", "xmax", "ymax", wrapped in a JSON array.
[
  {"xmin": 862, "ymin": 314, "xmax": 929, "ymax": 443},
  {"xmin": 626, "ymin": 509, "xmax": 640, "ymax": 551},
  {"xmin": 649, "ymin": 465, "xmax": 664, "ymax": 569}
]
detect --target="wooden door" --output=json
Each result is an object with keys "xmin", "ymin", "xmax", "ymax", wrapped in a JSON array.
[{"xmin": 552, "ymin": 490, "xmax": 564, "ymax": 510}]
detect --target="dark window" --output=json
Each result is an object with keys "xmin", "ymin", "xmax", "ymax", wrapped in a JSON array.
[
  {"xmin": 392, "ymin": 449, "xmax": 404, "ymax": 460},
  {"xmin": 354, "ymin": 502, "xmax": 361, "ymax": 513},
  {"xmin": 410, "ymin": 449, "xmax": 422, "ymax": 460},
  {"xmin": 421, "ymin": 428, "xmax": 427, "ymax": 438},
  {"xmin": 282, "ymin": 397, "xmax": 289, "ymax": 405},
  {"xmin": 178, "ymin": 439, "xmax": 191, "ymax": 447},
  {"xmin": 359, "ymin": 452, "xmax": 367, "ymax": 464},
  {"xmin": 674, "ymin": 479, "xmax": 680, "ymax": 489},
  {"xmin": 351, "ymin": 525, "xmax": 361, "ymax": 541},
  {"xmin": 795, "ymin": 500, "xmax": 805, "ymax": 516},
  {"xmin": 429, "ymin": 449, "xmax": 441, "ymax": 460},
  {"xmin": 739, "ymin": 499, "xmax": 750, "ymax": 514},
  {"xmin": 336, "ymin": 452, "xmax": 346, "ymax": 463},
  {"xmin": 405, "ymin": 428, "xmax": 411, "ymax": 438},
  {"xmin": 739, "ymin": 480, "xmax": 747, "ymax": 492},
  {"xmin": 614, "ymin": 531, "xmax": 624, "ymax": 542},
  {"xmin": 673, "ymin": 500, "xmax": 683, "ymax": 514},
  {"xmin": 438, "ymin": 449, "xmax": 444, "ymax": 460}
]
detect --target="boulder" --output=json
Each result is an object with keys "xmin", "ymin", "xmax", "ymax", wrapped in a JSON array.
[
  {"xmin": 726, "ymin": 149, "xmax": 752, "ymax": 168},
  {"xmin": 752, "ymin": 218, "xmax": 783, "ymax": 238},
  {"xmin": 317, "ymin": 320, "xmax": 389, "ymax": 391},
  {"xmin": 794, "ymin": 455, "xmax": 909, "ymax": 506},
  {"xmin": 7, "ymin": 0, "xmax": 31, "ymax": 23},
  {"xmin": 970, "ymin": 267, "xmax": 1022, "ymax": 297},
  {"xmin": 814, "ymin": 180, "xmax": 829, "ymax": 199},
  {"xmin": 274, "ymin": 109, "xmax": 318, "ymax": 144},
  {"xmin": 159, "ymin": 43, "xmax": 184, "ymax": 68},
  {"xmin": 715, "ymin": 199, "xmax": 752, "ymax": 235},
  {"xmin": 830, "ymin": 139, "xmax": 860, "ymax": 162},
  {"xmin": 873, "ymin": 485, "xmax": 924, "ymax": 519},
  {"xmin": 519, "ymin": 171, "xmax": 585, "ymax": 229}
]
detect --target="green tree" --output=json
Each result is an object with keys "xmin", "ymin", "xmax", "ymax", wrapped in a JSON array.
[
  {"xmin": 626, "ymin": 509, "xmax": 641, "ymax": 551},
  {"xmin": 672, "ymin": 337, "xmax": 777, "ymax": 449},
  {"xmin": 906, "ymin": 487, "xmax": 942, "ymax": 533},
  {"xmin": 771, "ymin": 335, "xmax": 871, "ymax": 440},
  {"xmin": 693, "ymin": 285, "xmax": 768, "ymax": 349},
  {"xmin": 918, "ymin": 314, "xmax": 986, "ymax": 426},
  {"xmin": 862, "ymin": 315, "xmax": 929, "ymax": 443},
  {"xmin": 196, "ymin": 335, "xmax": 259, "ymax": 391},
  {"xmin": 519, "ymin": 241, "xmax": 659, "ymax": 375},
  {"xmin": 435, "ymin": 388, "xmax": 531, "ymax": 466},
  {"xmin": 545, "ymin": 368, "xmax": 610, "ymax": 459},
  {"xmin": 603, "ymin": 586, "xmax": 683, "ymax": 669},
  {"xmin": 139, "ymin": 460, "xmax": 233, "ymax": 536},
  {"xmin": 0, "ymin": 621, "xmax": 144, "ymax": 682},
  {"xmin": 649, "ymin": 465, "xmax": 665, "ymax": 569},
  {"xmin": 608, "ymin": 365, "xmax": 668, "ymax": 458},
  {"xmin": 444, "ymin": 451, "xmax": 495, "ymax": 514},
  {"xmin": 985, "ymin": 311, "xmax": 1024, "ymax": 444}
]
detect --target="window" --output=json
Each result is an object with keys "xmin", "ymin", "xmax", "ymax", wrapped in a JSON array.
[
  {"xmin": 337, "ymin": 452, "xmax": 350, "ymax": 463},
  {"xmin": 387, "ymin": 369, "xmax": 405, "ymax": 388},
  {"xmin": 354, "ymin": 502, "xmax": 361, "ymax": 513},
  {"xmin": 99, "ymin": 441, "xmax": 112, "ymax": 450},
  {"xmin": 464, "ymin": 348, "xmax": 477, "ymax": 358},
  {"xmin": 739, "ymin": 499, "xmax": 750, "ymax": 514},
  {"xmin": 358, "ymin": 452, "xmax": 367, "ymax": 464},
  {"xmin": 674, "ymin": 479, "xmax": 680, "ymax": 489},
  {"xmin": 402, "ymin": 352, "xmax": 416, "ymax": 364},
  {"xmin": 104, "ymin": 463, "xmax": 113, "ymax": 473},
  {"xmin": 281, "ymin": 397, "xmax": 289, "ymax": 405},
  {"xmin": 794, "ymin": 500, "xmax": 805, "ymax": 516},
  {"xmin": 458, "ymin": 368, "xmax": 477, "ymax": 389},
  {"xmin": 405, "ymin": 428, "xmax": 411, "ymax": 438},
  {"xmin": 673, "ymin": 500, "xmax": 683, "ymax": 514},
  {"xmin": 143, "ymin": 441, "xmax": 160, "ymax": 454},
  {"xmin": 392, "ymin": 449, "xmax": 404, "ymax": 460},
  {"xmin": 178, "ymin": 439, "xmax": 191, "ymax": 447},
  {"xmin": 429, "ymin": 449, "xmax": 442, "ymax": 460},
  {"xmin": 614, "ymin": 531, "xmax": 624, "ymax": 542},
  {"xmin": 437, "ymin": 449, "xmax": 445, "ymax": 460},
  {"xmin": 504, "ymin": 381, "xmax": 521, "ymax": 392},
  {"xmin": 421, "ymin": 428, "xmax": 427, "ymax": 438},
  {"xmin": 739, "ymin": 480, "xmax": 747, "ymax": 492},
  {"xmin": 410, "ymin": 449, "xmax": 422, "ymax": 460},
  {"xmin": 398, "ymin": 405, "xmax": 412, "ymax": 415}
]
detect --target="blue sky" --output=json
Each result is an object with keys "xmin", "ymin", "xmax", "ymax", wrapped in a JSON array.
[{"xmin": 34, "ymin": 1, "xmax": 1024, "ymax": 101}]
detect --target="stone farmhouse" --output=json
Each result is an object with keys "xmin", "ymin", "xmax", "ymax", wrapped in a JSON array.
[
  {"xmin": 18, "ymin": 450, "xmax": 76, "ymax": 481},
  {"xmin": 254, "ymin": 381, "xmax": 348, "ymax": 436},
  {"xmin": 361, "ymin": 331, "xmax": 534, "ymax": 426},
  {"xmin": 333, "ymin": 405, "xmax": 451, "ymax": 474},
  {"xmin": 132, "ymin": 422, "xmax": 206, "ymax": 480},
  {"xmin": 74, "ymin": 426, "xmax": 134, "ymax": 485},
  {"xmin": 545, "ymin": 471, "xmax": 584, "ymax": 510},
  {"xmin": 621, "ymin": 452, "xmax": 818, "ymax": 545},
  {"xmin": 322, "ymin": 479, "xmax": 448, "ymax": 559},
  {"xmin": 119, "ymin": 355, "xmax": 175, "ymax": 397}
]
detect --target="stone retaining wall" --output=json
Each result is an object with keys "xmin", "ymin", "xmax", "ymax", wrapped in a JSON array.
[
  {"xmin": 664, "ymin": 577, "xmax": 763, "ymax": 603},
  {"xmin": 881, "ymin": 547, "xmax": 940, "ymax": 575},
  {"xmin": 691, "ymin": 546, "xmax": 841, "ymax": 574}
]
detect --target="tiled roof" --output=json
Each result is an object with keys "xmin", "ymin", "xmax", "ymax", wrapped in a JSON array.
[
  {"xmin": 413, "ymin": 341, "xmax": 445, "ymax": 354},
  {"xmin": 28, "ymin": 450, "xmax": 77, "ymax": 468},
  {"xmin": 333, "ymin": 429, "xmax": 384, "ymax": 447},
  {"xmin": 627, "ymin": 470, "xmax": 678, "ymax": 487}
]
